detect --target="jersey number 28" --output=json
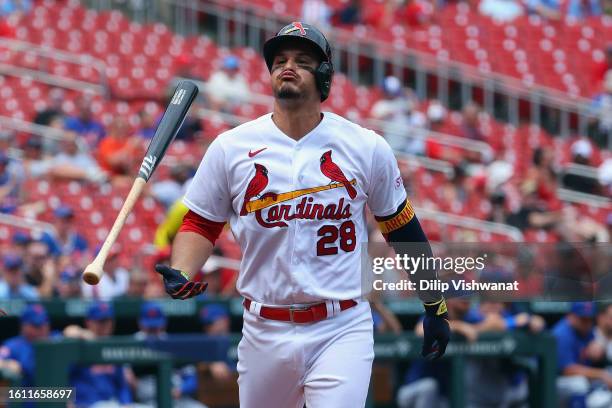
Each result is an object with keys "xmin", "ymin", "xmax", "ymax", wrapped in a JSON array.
[{"xmin": 316, "ymin": 221, "xmax": 356, "ymax": 256}]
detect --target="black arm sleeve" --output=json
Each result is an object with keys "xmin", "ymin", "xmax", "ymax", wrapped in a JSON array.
[{"xmin": 375, "ymin": 200, "xmax": 443, "ymax": 303}]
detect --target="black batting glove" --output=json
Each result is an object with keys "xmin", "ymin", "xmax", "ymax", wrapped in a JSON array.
[
  {"xmin": 155, "ymin": 264, "xmax": 208, "ymax": 299},
  {"xmin": 422, "ymin": 298, "xmax": 450, "ymax": 360}
]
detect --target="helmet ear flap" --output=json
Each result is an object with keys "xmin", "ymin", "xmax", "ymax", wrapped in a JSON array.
[{"xmin": 315, "ymin": 61, "xmax": 333, "ymax": 102}]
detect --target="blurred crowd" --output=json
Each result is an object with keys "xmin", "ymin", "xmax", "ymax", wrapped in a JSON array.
[
  {"xmin": 0, "ymin": 2, "xmax": 610, "ymax": 406},
  {"xmin": 397, "ymin": 300, "xmax": 612, "ymax": 408},
  {"xmin": 301, "ymin": 0, "xmax": 612, "ymax": 29},
  {"xmin": 0, "ymin": 301, "xmax": 235, "ymax": 408},
  {"xmin": 0, "ymin": 298, "xmax": 611, "ymax": 407}
]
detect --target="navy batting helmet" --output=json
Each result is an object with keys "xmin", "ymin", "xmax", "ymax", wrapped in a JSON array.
[{"xmin": 263, "ymin": 22, "xmax": 334, "ymax": 102}]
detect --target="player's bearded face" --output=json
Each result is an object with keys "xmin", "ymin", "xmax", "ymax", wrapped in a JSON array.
[{"xmin": 271, "ymin": 47, "xmax": 319, "ymax": 101}]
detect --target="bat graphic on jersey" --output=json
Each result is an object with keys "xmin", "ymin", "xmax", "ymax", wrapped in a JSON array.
[
  {"xmin": 320, "ymin": 150, "xmax": 357, "ymax": 199},
  {"xmin": 241, "ymin": 163, "xmax": 269, "ymax": 216},
  {"xmin": 82, "ymin": 81, "xmax": 199, "ymax": 285},
  {"xmin": 244, "ymin": 179, "xmax": 356, "ymax": 213}
]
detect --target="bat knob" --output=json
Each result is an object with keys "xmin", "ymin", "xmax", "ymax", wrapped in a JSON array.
[{"xmin": 82, "ymin": 264, "xmax": 103, "ymax": 285}]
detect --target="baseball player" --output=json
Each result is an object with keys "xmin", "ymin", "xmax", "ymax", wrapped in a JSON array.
[{"xmin": 156, "ymin": 22, "xmax": 450, "ymax": 407}]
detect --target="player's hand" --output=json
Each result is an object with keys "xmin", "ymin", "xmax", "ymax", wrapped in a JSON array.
[
  {"xmin": 155, "ymin": 264, "xmax": 208, "ymax": 299},
  {"xmin": 421, "ymin": 298, "xmax": 450, "ymax": 360}
]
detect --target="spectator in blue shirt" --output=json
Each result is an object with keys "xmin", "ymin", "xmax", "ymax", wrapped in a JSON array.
[
  {"xmin": 66, "ymin": 302, "xmax": 134, "ymax": 407},
  {"xmin": 131, "ymin": 302, "xmax": 206, "ymax": 408},
  {"xmin": 568, "ymin": 0, "xmax": 602, "ymax": 19},
  {"xmin": 553, "ymin": 302, "xmax": 612, "ymax": 407},
  {"xmin": 0, "ymin": 0, "xmax": 32, "ymax": 16},
  {"xmin": 136, "ymin": 109, "xmax": 158, "ymax": 140},
  {"xmin": 64, "ymin": 96, "xmax": 105, "ymax": 148},
  {"xmin": 0, "ymin": 254, "xmax": 39, "ymax": 300},
  {"xmin": 40, "ymin": 205, "xmax": 89, "ymax": 258},
  {"xmin": 398, "ymin": 297, "xmax": 544, "ymax": 408},
  {"xmin": 0, "ymin": 304, "xmax": 52, "ymax": 386},
  {"xmin": 526, "ymin": 0, "xmax": 561, "ymax": 20}
]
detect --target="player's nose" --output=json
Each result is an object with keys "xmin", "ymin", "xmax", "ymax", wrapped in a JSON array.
[{"xmin": 279, "ymin": 57, "xmax": 299, "ymax": 71}]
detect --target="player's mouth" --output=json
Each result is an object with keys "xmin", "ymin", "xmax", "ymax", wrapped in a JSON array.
[{"xmin": 279, "ymin": 70, "xmax": 298, "ymax": 80}]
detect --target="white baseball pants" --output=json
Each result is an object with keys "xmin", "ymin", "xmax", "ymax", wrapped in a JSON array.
[{"xmin": 237, "ymin": 301, "xmax": 374, "ymax": 408}]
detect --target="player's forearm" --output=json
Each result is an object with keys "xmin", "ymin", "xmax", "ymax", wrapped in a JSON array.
[
  {"xmin": 170, "ymin": 231, "xmax": 214, "ymax": 278},
  {"xmin": 376, "ymin": 200, "xmax": 443, "ymax": 303}
]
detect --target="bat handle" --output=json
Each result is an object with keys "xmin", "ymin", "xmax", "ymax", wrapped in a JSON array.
[{"xmin": 82, "ymin": 177, "xmax": 147, "ymax": 285}]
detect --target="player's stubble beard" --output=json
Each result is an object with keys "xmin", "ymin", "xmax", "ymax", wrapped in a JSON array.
[
  {"xmin": 274, "ymin": 80, "xmax": 317, "ymax": 107},
  {"xmin": 275, "ymin": 85, "xmax": 301, "ymax": 100}
]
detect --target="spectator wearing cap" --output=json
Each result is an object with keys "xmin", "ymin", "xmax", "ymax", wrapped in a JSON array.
[
  {"xmin": 201, "ymin": 303, "xmax": 230, "ymax": 335},
  {"xmin": 553, "ymin": 302, "xmax": 612, "ymax": 407},
  {"xmin": 40, "ymin": 205, "xmax": 89, "ymax": 258},
  {"xmin": 64, "ymin": 95, "xmax": 105, "ymax": 149},
  {"xmin": 199, "ymin": 304, "xmax": 234, "ymax": 383},
  {"xmin": 81, "ymin": 245, "xmax": 129, "ymax": 300},
  {"xmin": 0, "ymin": 304, "xmax": 54, "ymax": 388},
  {"xmin": 370, "ymin": 76, "xmax": 427, "ymax": 155},
  {"xmin": 53, "ymin": 266, "xmax": 82, "ymax": 298},
  {"xmin": 130, "ymin": 302, "xmax": 207, "ymax": 408},
  {"xmin": 206, "ymin": 55, "xmax": 251, "ymax": 112},
  {"xmin": 86, "ymin": 301, "xmax": 115, "ymax": 336},
  {"xmin": 11, "ymin": 231, "xmax": 31, "ymax": 257},
  {"xmin": 135, "ymin": 302, "xmax": 168, "ymax": 340},
  {"xmin": 561, "ymin": 139, "xmax": 601, "ymax": 195},
  {"xmin": 0, "ymin": 254, "xmax": 38, "ymax": 299},
  {"xmin": 65, "ymin": 302, "xmax": 134, "ymax": 407}
]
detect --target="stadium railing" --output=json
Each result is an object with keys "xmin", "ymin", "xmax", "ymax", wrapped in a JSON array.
[
  {"xmin": 0, "ymin": 38, "xmax": 108, "ymax": 96},
  {"xmin": 0, "ymin": 213, "xmax": 57, "ymax": 238},
  {"xmin": 31, "ymin": 331, "xmax": 557, "ymax": 408}
]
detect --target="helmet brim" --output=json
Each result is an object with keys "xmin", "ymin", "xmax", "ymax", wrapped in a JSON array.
[{"xmin": 263, "ymin": 35, "xmax": 328, "ymax": 72}]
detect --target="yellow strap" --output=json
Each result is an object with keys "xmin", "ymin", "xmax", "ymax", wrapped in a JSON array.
[
  {"xmin": 377, "ymin": 200, "xmax": 415, "ymax": 234},
  {"xmin": 424, "ymin": 298, "xmax": 448, "ymax": 316}
]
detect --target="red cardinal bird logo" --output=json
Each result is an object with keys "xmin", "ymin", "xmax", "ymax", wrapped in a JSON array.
[
  {"xmin": 320, "ymin": 150, "xmax": 357, "ymax": 199},
  {"xmin": 241, "ymin": 163, "xmax": 269, "ymax": 215}
]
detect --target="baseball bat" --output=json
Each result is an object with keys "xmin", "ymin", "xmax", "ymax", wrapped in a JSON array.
[{"xmin": 82, "ymin": 81, "xmax": 199, "ymax": 285}]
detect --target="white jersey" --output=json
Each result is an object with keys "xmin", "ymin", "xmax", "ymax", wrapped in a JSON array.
[{"xmin": 184, "ymin": 112, "xmax": 406, "ymax": 305}]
